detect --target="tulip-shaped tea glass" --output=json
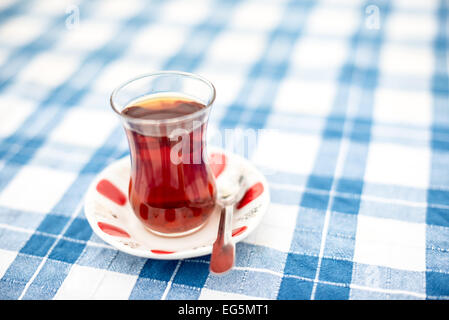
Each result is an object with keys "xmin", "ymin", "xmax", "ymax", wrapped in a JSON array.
[{"xmin": 110, "ymin": 71, "xmax": 217, "ymax": 237}]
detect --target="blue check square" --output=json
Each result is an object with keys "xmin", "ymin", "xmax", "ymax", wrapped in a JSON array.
[
  {"xmin": 306, "ymin": 175, "xmax": 333, "ymax": 191},
  {"xmin": 20, "ymin": 234, "xmax": 56, "ymax": 257},
  {"xmin": 173, "ymin": 261, "xmax": 210, "ymax": 288},
  {"xmin": 336, "ymin": 178, "xmax": 364, "ymax": 195},
  {"xmin": 314, "ymin": 283, "xmax": 350, "ymax": 300},
  {"xmin": 283, "ymin": 253, "xmax": 318, "ymax": 279},
  {"xmin": 138, "ymin": 259, "xmax": 178, "ymax": 282},
  {"xmin": 63, "ymin": 217, "xmax": 92, "ymax": 241},
  {"xmin": 48, "ymin": 239, "xmax": 85, "ymax": 264},
  {"xmin": 331, "ymin": 196, "xmax": 360, "ymax": 215},
  {"xmin": 426, "ymin": 271, "xmax": 449, "ymax": 297},
  {"xmin": 278, "ymin": 276, "xmax": 313, "ymax": 300},
  {"xmin": 300, "ymin": 193, "xmax": 329, "ymax": 211},
  {"xmin": 318, "ymin": 258, "xmax": 353, "ymax": 284},
  {"xmin": 36, "ymin": 214, "xmax": 69, "ymax": 235}
]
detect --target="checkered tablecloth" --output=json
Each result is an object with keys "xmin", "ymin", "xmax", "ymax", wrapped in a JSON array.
[{"xmin": 0, "ymin": 0, "xmax": 448, "ymax": 300}]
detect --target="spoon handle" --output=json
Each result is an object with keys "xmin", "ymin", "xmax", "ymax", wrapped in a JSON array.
[{"xmin": 210, "ymin": 205, "xmax": 235, "ymax": 274}]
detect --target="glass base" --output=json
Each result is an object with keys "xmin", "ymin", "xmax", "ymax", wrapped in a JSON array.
[{"xmin": 144, "ymin": 220, "xmax": 207, "ymax": 238}]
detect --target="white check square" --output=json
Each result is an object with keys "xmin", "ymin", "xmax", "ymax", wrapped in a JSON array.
[
  {"xmin": 18, "ymin": 52, "xmax": 79, "ymax": 87},
  {"xmin": 364, "ymin": 142, "xmax": 430, "ymax": 188},
  {"xmin": 29, "ymin": 0, "xmax": 78, "ymax": 16},
  {"xmin": 230, "ymin": 1, "xmax": 282, "ymax": 32},
  {"xmin": 244, "ymin": 203, "xmax": 298, "ymax": 252},
  {"xmin": 379, "ymin": 44, "xmax": 434, "ymax": 78},
  {"xmin": 129, "ymin": 24, "xmax": 187, "ymax": 58},
  {"xmin": 0, "ymin": 15, "xmax": 48, "ymax": 47},
  {"xmin": 57, "ymin": 21, "xmax": 117, "ymax": 52},
  {"xmin": 161, "ymin": 0, "xmax": 210, "ymax": 25},
  {"xmin": 0, "ymin": 249, "xmax": 17, "ymax": 279},
  {"xmin": 49, "ymin": 107, "xmax": 118, "ymax": 148},
  {"xmin": 195, "ymin": 70, "xmax": 244, "ymax": 107},
  {"xmin": 290, "ymin": 37, "xmax": 348, "ymax": 71},
  {"xmin": 305, "ymin": 7, "xmax": 360, "ymax": 37},
  {"xmin": 55, "ymin": 265, "xmax": 103, "ymax": 299},
  {"xmin": 392, "ymin": 0, "xmax": 438, "ymax": 11},
  {"xmin": 55, "ymin": 265, "xmax": 137, "ymax": 299},
  {"xmin": 354, "ymin": 215, "xmax": 426, "ymax": 272},
  {"xmin": 274, "ymin": 78, "xmax": 336, "ymax": 116},
  {"xmin": 199, "ymin": 288, "xmax": 265, "ymax": 300},
  {"xmin": 319, "ymin": 0, "xmax": 361, "ymax": 6},
  {"xmin": 386, "ymin": 12, "xmax": 436, "ymax": 42},
  {"xmin": 95, "ymin": 0, "xmax": 143, "ymax": 20},
  {"xmin": 373, "ymin": 88, "xmax": 432, "ymax": 126},
  {"xmin": 207, "ymin": 31, "xmax": 265, "ymax": 66},
  {"xmin": 0, "ymin": 165, "xmax": 77, "ymax": 213},
  {"xmin": 94, "ymin": 59, "xmax": 155, "ymax": 93},
  {"xmin": 91, "ymin": 270, "xmax": 137, "ymax": 299},
  {"xmin": 251, "ymin": 131, "xmax": 320, "ymax": 176},
  {"xmin": 0, "ymin": 95, "xmax": 36, "ymax": 137}
]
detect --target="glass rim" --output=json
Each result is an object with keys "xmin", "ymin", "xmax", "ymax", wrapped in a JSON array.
[{"xmin": 110, "ymin": 70, "xmax": 216, "ymax": 125}]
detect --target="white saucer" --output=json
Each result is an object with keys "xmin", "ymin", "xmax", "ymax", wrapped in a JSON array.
[{"xmin": 84, "ymin": 148, "xmax": 270, "ymax": 260}]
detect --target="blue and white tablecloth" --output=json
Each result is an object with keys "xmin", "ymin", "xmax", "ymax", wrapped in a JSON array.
[{"xmin": 0, "ymin": 0, "xmax": 448, "ymax": 300}]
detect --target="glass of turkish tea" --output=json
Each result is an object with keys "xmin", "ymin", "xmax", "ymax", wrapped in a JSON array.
[{"xmin": 110, "ymin": 71, "xmax": 217, "ymax": 237}]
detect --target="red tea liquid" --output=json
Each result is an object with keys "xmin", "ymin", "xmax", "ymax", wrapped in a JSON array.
[{"xmin": 121, "ymin": 95, "xmax": 217, "ymax": 236}]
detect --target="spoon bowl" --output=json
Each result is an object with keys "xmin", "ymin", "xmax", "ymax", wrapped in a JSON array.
[{"xmin": 209, "ymin": 174, "xmax": 246, "ymax": 274}]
